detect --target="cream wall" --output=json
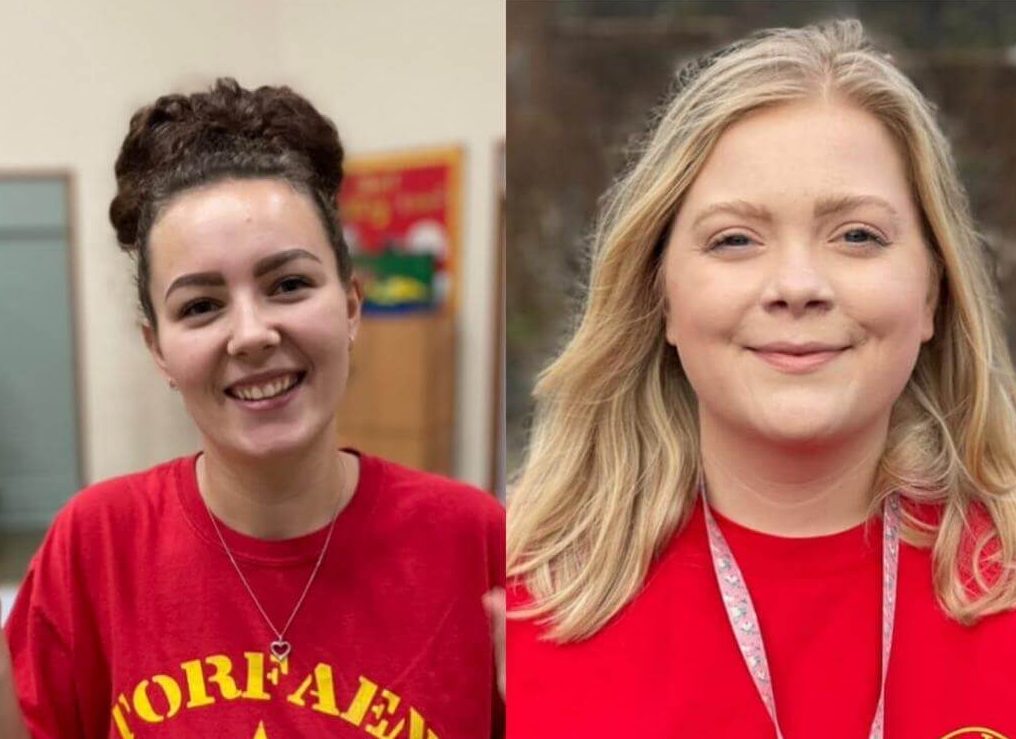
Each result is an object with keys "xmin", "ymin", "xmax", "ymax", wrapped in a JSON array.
[{"xmin": 0, "ymin": 0, "xmax": 503, "ymax": 489}]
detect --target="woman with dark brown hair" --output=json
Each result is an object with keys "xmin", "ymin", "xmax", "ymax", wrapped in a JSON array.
[{"xmin": 0, "ymin": 78, "xmax": 504, "ymax": 738}]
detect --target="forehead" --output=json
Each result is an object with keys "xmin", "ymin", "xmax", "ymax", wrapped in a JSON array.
[
  {"xmin": 679, "ymin": 99, "xmax": 916, "ymax": 218},
  {"xmin": 147, "ymin": 178, "xmax": 330, "ymax": 282}
]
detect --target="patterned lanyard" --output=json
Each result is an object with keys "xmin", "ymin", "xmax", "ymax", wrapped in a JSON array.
[{"xmin": 702, "ymin": 488, "xmax": 901, "ymax": 739}]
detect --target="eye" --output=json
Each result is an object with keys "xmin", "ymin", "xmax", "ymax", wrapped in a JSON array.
[
  {"xmin": 179, "ymin": 299, "xmax": 219, "ymax": 319},
  {"xmin": 273, "ymin": 275, "xmax": 312, "ymax": 294},
  {"xmin": 841, "ymin": 227, "xmax": 889, "ymax": 248},
  {"xmin": 707, "ymin": 232, "xmax": 756, "ymax": 251}
]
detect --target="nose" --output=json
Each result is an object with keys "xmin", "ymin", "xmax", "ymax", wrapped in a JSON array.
[
  {"xmin": 226, "ymin": 299, "xmax": 281, "ymax": 358},
  {"xmin": 760, "ymin": 243, "xmax": 834, "ymax": 317}
]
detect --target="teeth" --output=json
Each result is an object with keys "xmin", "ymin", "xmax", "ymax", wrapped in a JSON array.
[{"xmin": 232, "ymin": 373, "xmax": 299, "ymax": 401}]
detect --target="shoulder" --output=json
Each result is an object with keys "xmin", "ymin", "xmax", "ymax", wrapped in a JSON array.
[
  {"xmin": 62, "ymin": 455, "xmax": 190, "ymax": 517},
  {"xmin": 507, "ymin": 578, "xmax": 536, "ymax": 611},
  {"xmin": 13, "ymin": 456, "xmax": 195, "ymax": 623},
  {"xmin": 506, "ymin": 578, "xmax": 557, "ymax": 656},
  {"xmin": 44, "ymin": 456, "xmax": 193, "ymax": 548},
  {"xmin": 358, "ymin": 453, "xmax": 505, "ymax": 529},
  {"xmin": 357, "ymin": 454, "xmax": 504, "ymax": 585},
  {"xmin": 900, "ymin": 494, "xmax": 1005, "ymax": 589}
]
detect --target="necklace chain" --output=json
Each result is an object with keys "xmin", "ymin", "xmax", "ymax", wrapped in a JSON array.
[{"xmin": 202, "ymin": 471, "xmax": 345, "ymax": 662}]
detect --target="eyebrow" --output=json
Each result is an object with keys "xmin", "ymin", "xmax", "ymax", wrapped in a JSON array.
[
  {"xmin": 164, "ymin": 248, "xmax": 322, "ymax": 301},
  {"xmin": 690, "ymin": 194, "xmax": 903, "ymax": 230},
  {"xmin": 690, "ymin": 199, "xmax": 774, "ymax": 230}
]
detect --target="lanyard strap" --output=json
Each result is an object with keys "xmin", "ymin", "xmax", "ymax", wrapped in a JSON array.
[{"xmin": 702, "ymin": 489, "xmax": 901, "ymax": 739}]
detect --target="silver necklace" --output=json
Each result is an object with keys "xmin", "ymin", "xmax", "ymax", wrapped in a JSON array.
[
  {"xmin": 202, "ymin": 477, "xmax": 344, "ymax": 664},
  {"xmin": 701, "ymin": 484, "xmax": 900, "ymax": 738}
]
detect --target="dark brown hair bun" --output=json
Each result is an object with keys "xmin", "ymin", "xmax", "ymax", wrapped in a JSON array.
[{"xmin": 109, "ymin": 77, "xmax": 352, "ymax": 326}]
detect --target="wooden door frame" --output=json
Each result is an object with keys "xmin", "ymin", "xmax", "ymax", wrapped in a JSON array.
[{"xmin": 489, "ymin": 142, "xmax": 505, "ymax": 496}]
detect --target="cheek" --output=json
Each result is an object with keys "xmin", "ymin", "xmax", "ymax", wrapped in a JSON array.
[
  {"xmin": 839, "ymin": 274, "xmax": 930, "ymax": 399},
  {"xmin": 160, "ymin": 330, "xmax": 222, "ymax": 387},
  {"xmin": 305, "ymin": 325, "xmax": 348, "ymax": 367},
  {"xmin": 664, "ymin": 269, "xmax": 750, "ymax": 403},
  {"xmin": 292, "ymin": 294, "xmax": 352, "ymax": 361},
  {"xmin": 665, "ymin": 264, "xmax": 748, "ymax": 350},
  {"xmin": 845, "ymin": 271, "xmax": 929, "ymax": 344}
]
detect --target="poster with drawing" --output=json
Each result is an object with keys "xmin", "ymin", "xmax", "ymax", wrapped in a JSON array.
[{"xmin": 339, "ymin": 147, "xmax": 462, "ymax": 313}]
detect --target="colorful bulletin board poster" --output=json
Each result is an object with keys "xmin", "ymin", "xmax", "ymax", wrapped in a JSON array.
[{"xmin": 338, "ymin": 146, "xmax": 462, "ymax": 313}]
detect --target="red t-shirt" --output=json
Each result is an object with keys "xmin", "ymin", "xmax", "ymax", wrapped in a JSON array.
[
  {"xmin": 6, "ymin": 452, "xmax": 505, "ymax": 739},
  {"xmin": 508, "ymin": 499, "xmax": 1016, "ymax": 737}
]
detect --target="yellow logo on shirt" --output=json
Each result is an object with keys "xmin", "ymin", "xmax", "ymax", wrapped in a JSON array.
[
  {"xmin": 109, "ymin": 651, "xmax": 439, "ymax": 738},
  {"xmin": 940, "ymin": 729, "xmax": 1009, "ymax": 739}
]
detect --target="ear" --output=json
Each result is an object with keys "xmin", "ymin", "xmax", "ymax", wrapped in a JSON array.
[
  {"xmin": 346, "ymin": 278, "xmax": 363, "ymax": 344},
  {"xmin": 921, "ymin": 266, "xmax": 942, "ymax": 343},
  {"xmin": 658, "ymin": 262, "xmax": 679, "ymax": 348},
  {"xmin": 663, "ymin": 303, "xmax": 678, "ymax": 348},
  {"xmin": 142, "ymin": 323, "xmax": 174, "ymax": 385}
]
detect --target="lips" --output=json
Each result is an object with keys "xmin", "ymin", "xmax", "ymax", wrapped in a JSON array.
[
  {"xmin": 225, "ymin": 370, "xmax": 307, "ymax": 401},
  {"xmin": 748, "ymin": 345, "xmax": 848, "ymax": 373},
  {"xmin": 751, "ymin": 342, "xmax": 848, "ymax": 355}
]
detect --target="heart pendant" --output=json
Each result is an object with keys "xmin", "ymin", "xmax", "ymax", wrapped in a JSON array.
[{"xmin": 270, "ymin": 639, "xmax": 291, "ymax": 662}]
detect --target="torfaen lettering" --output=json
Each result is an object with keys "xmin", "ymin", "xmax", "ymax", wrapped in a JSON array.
[{"xmin": 110, "ymin": 651, "xmax": 438, "ymax": 738}]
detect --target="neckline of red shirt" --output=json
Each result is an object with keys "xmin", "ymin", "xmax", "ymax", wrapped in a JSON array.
[
  {"xmin": 175, "ymin": 448, "xmax": 380, "ymax": 567},
  {"xmin": 683, "ymin": 496, "xmax": 884, "ymax": 579}
]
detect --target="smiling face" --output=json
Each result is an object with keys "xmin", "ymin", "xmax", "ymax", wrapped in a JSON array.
[
  {"xmin": 662, "ymin": 99, "xmax": 938, "ymax": 446},
  {"xmin": 143, "ymin": 178, "xmax": 360, "ymax": 461}
]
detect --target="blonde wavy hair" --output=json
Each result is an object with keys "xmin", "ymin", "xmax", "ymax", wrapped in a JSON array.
[{"xmin": 508, "ymin": 18, "xmax": 1016, "ymax": 642}]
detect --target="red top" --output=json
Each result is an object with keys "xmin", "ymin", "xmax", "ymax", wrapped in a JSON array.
[
  {"xmin": 507, "ymin": 499, "xmax": 1016, "ymax": 738},
  {"xmin": 7, "ymin": 452, "xmax": 505, "ymax": 739}
]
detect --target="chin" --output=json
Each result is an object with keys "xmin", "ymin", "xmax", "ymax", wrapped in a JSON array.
[
  {"xmin": 744, "ymin": 396, "xmax": 840, "ymax": 437},
  {"xmin": 764, "ymin": 427, "xmax": 839, "ymax": 449},
  {"xmin": 214, "ymin": 422, "xmax": 331, "ymax": 461},
  {"xmin": 753, "ymin": 412, "xmax": 855, "ymax": 448}
]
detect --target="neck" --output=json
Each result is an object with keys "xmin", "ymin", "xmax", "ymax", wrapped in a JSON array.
[
  {"xmin": 197, "ymin": 429, "xmax": 356, "ymax": 540},
  {"xmin": 698, "ymin": 412, "xmax": 888, "ymax": 537}
]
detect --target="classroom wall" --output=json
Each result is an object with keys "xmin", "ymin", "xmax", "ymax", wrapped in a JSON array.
[
  {"xmin": 0, "ymin": 0, "xmax": 503, "ymax": 489},
  {"xmin": 276, "ymin": 2, "xmax": 505, "ymax": 488}
]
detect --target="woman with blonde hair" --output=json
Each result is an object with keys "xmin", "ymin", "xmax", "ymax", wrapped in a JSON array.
[{"xmin": 508, "ymin": 19, "xmax": 1016, "ymax": 737}]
